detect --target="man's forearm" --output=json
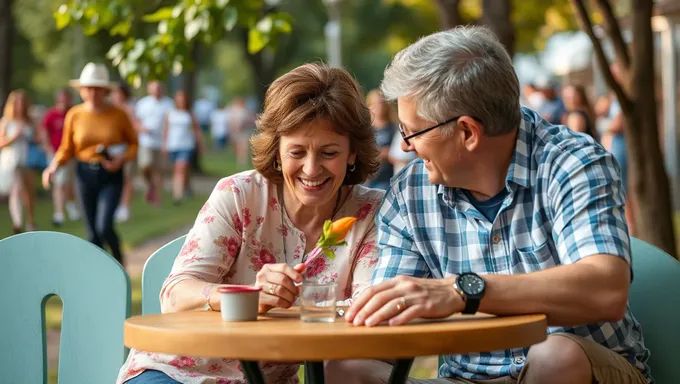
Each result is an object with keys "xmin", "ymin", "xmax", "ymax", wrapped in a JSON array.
[{"xmin": 477, "ymin": 255, "xmax": 629, "ymax": 326}]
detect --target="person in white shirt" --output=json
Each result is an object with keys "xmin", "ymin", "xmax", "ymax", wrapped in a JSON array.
[
  {"xmin": 228, "ymin": 96, "xmax": 255, "ymax": 166},
  {"xmin": 193, "ymin": 95, "xmax": 215, "ymax": 134},
  {"xmin": 135, "ymin": 81, "xmax": 173, "ymax": 206},
  {"xmin": 209, "ymin": 102, "xmax": 230, "ymax": 150},
  {"xmin": 162, "ymin": 90, "xmax": 203, "ymax": 205}
]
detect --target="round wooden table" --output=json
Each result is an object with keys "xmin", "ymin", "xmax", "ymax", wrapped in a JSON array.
[{"xmin": 125, "ymin": 308, "xmax": 546, "ymax": 384}]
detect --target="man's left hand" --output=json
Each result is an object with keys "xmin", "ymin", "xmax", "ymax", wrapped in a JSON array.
[{"xmin": 345, "ymin": 275, "xmax": 464, "ymax": 327}]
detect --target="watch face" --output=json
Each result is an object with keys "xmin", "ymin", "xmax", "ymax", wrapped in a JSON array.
[{"xmin": 460, "ymin": 274, "xmax": 485, "ymax": 295}]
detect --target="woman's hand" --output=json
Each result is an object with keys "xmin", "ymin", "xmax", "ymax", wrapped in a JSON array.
[
  {"xmin": 102, "ymin": 156, "xmax": 125, "ymax": 173},
  {"xmin": 255, "ymin": 263, "xmax": 305, "ymax": 314},
  {"xmin": 42, "ymin": 165, "xmax": 57, "ymax": 190}
]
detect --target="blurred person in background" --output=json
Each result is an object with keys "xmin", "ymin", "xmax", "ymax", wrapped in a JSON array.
[
  {"xmin": 228, "ymin": 96, "xmax": 255, "ymax": 166},
  {"xmin": 135, "ymin": 80, "xmax": 173, "ymax": 206},
  {"xmin": 162, "ymin": 90, "xmax": 203, "ymax": 205},
  {"xmin": 364, "ymin": 89, "xmax": 395, "ymax": 190},
  {"xmin": 562, "ymin": 84, "xmax": 598, "ymax": 141},
  {"xmin": 43, "ymin": 63, "xmax": 138, "ymax": 264},
  {"xmin": 596, "ymin": 63, "xmax": 634, "ymax": 236},
  {"xmin": 112, "ymin": 83, "xmax": 139, "ymax": 222},
  {"xmin": 193, "ymin": 91, "xmax": 215, "ymax": 134},
  {"xmin": 41, "ymin": 87, "xmax": 81, "ymax": 226},
  {"xmin": 0, "ymin": 90, "xmax": 44, "ymax": 233},
  {"xmin": 535, "ymin": 77, "xmax": 566, "ymax": 125},
  {"xmin": 209, "ymin": 99, "xmax": 230, "ymax": 150}
]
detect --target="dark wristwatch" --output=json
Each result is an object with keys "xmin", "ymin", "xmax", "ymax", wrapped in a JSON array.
[{"xmin": 453, "ymin": 272, "xmax": 486, "ymax": 314}]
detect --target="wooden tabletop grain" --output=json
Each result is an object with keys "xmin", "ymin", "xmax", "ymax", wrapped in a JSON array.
[{"xmin": 124, "ymin": 308, "xmax": 547, "ymax": 361}]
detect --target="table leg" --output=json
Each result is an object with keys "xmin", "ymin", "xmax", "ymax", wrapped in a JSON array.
[
  {"xmin": 304, "ymin": 361, "xmax": 325, "ymax": 384},
  {"xmin": 388, "ymin": 358, "xmax": 415, "ymax": 384},
  {"xmin": 240, "ymin": 360, "xmax": 265, "ymax": 384}
]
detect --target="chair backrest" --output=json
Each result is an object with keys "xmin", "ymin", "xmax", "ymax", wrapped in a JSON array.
[
  {"xmin": 628, "ymin": 237, "xmax": 680, "ymax": 384},
  {"xmin": 142, "ymin": 235, "xmax": 186, "ymax": 315},
  {"xmin": 0, "ymin": 231, "xmax": 131, "ymax": 384}
]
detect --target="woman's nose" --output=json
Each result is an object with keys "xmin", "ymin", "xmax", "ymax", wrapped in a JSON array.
[{"xmin": 302, "ymin": 156, "xmax": 322, "ymax": 177}]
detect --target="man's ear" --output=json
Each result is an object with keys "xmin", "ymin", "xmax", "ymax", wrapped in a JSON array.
[{"xmin": 458, "ymin": 116, "xmax": 482, "ymax": 152}]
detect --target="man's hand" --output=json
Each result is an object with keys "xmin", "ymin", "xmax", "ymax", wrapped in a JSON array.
[
  {"xmin": 345, "ymin": 275, "xmax": 464, "ymax": 327},
  {"xmin": 102, "ymin": 156, "xmax": 125, "ymax": 173}
]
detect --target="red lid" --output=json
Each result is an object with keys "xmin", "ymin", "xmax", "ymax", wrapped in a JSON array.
[{"xmin": 217, "ymin": 285, "xmax": 262, "ymax": 294}]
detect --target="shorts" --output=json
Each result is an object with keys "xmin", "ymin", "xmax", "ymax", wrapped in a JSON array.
[
  {"xmin": 340, "ymin": 333, "xmax": 647, "ymax": 384},
  {"xmin": 168, "ymin": 149, "xmax": 193, "ymax": 164},
  {"xmin": 53, "ymin": 161, "xmax": 74, "ymax": 187},
  {"xmin": 138, "ymin": 147, "xmax": 163, "ymax": 170}
]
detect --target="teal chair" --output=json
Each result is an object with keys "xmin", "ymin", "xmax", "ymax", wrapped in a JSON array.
[
  {"xmin": 628, "ymin": 237, "xmax": 680, "ymax": 384},
  {"xmin": 0, "ymin": 231, "xmax": 131, "ymax": 384},
  {"xmin": 437, "ymin": 237, "xmax": 680, "ymax": 383},
  {"xmin": 142, "ymin": 235, "xmax": 186, "ymax": 314}
]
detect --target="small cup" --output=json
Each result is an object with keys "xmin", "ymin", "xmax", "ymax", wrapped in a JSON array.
[
  {"xmin": 217, "ymin": 285, "xmax": 261, "ymax": 322},
  {"xmin": 300, "ymin": 282, "xmax": 337, "ymax": 323}
]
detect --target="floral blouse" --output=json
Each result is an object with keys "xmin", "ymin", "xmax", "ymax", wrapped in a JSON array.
[{"xmin": 117, "ymin": 170, "xmax": 385, "ymax": 384}]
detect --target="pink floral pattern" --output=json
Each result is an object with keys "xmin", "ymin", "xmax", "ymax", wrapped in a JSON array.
[
  {"xmin": 355, "ymin": 203, "xmax": 373, "ymax": 222},
  {"xmin": 117, "ymin": 170, "xmax": 384, "ymax": 384}
]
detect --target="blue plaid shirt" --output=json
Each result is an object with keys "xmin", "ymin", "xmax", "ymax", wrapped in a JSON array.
[{"xmin": 373, "ymin": 107, "xmax": 651, "ymax": 382}]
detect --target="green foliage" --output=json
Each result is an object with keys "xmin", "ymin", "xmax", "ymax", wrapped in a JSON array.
[{"xmin": 54, "ymin": 0, "xmax": 293, "ymax": 84}]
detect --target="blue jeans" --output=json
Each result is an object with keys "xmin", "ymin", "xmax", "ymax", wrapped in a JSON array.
[
  {"xmin": 125, "ymin": 370, "xmax": 181, "ymax": 384},
  {"xmin": 75, "ymin": 162, "xmax": 124, "ymax": 263}
]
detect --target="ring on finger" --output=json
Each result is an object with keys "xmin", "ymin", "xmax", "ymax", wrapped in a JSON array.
[
  {"xmin": 396, "ymin": 296, "xmax": 408, "ymax": 312},
  {"xmin": 269, "ymin": 284, "xmax": 276, "ymax": 295}
]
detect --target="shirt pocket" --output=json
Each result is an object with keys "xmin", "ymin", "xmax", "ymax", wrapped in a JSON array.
[{"xmin": 514, "ymin": 242, "xmax": 555, "ymax": 272}]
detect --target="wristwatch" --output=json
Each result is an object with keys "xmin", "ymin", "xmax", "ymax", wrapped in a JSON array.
[{"xmin": 453, "ymin": 272, "xmax": 486, "ymax": 314}]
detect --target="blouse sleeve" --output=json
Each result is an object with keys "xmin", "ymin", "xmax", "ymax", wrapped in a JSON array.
[
  {"xmin": 160, "ymin": 177, "xmax": 245, "ymax": 301},
  {"xmin": 339, "ymin": 222, "xmax": 379, "ymax": 306}
]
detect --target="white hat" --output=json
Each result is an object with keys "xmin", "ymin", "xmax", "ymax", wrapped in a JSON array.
[{"xmin": 69, "ymin": 63, "xmax": 114, "ymax": 89}]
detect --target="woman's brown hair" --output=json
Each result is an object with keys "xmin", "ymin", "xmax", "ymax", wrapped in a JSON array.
[
  {"xmin": 2, "ymin": 89, "xmax": 31, "ymax": 121},
  {"xmin": 251, "ymin": 63, "xmax": 380, "ymax": 185}
]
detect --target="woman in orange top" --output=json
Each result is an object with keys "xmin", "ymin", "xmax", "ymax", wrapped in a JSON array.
[{"xmin": 42, "ymin": 63, "xmax": 138, "ymax": 264}]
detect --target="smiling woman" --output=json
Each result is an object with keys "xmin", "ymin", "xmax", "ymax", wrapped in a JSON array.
[{"xmin": 116, "ymin": 63, "xmax": 386, "ymax": 384}]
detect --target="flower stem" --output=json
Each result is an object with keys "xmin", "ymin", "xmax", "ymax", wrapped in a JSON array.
[{"xmin": 302, "ymin": 247, "xmax": 323, "ymax": 267}]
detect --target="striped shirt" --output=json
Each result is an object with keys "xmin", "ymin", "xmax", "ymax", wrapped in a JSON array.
[{"xmin": 372, "ymin": 107, "xmax": 651, "ymax": 382}]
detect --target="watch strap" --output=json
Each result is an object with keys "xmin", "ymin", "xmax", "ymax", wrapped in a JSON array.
[{"xmin": 462, "ymin": 296, "xmax": 480, "ymax": 314}]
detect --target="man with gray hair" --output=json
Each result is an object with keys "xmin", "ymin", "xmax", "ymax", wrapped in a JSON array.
[{"xmin": 328, "ymin": 26, "xmax": 650, "ymax": 384}]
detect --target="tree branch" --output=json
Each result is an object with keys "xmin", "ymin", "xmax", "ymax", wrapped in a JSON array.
[
  {"xmin": 435, "ymin": 0, "xmax": 463, "ymax": 29},
  {"xmin": 593, "ymin": 0, "xmax": 630, "ymax": 71},
  {"xmin": 570, "ymin": 0, "xmax": 630, "ymax": 109}
]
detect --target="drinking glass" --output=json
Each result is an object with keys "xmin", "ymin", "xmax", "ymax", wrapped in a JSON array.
[{"xmin": 300, "ymin": 282, "xmax": 337, "ymax": 323}]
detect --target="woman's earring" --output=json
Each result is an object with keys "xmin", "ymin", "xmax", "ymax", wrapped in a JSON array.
[
  {"xmin": 348, "ymin": 162, "xmax": 356, "ymax": 172},
  {"xmin": 274, "ymin": 160, "xmax": 282, "ymax": 172}
]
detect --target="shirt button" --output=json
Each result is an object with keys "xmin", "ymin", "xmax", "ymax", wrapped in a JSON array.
[
  {"xmin": 513, "ymin": 356, "xmax": 525, "ymax": 365},
  {"xmin": 492, "ymin": 235, "xmax": 501, "ymax": 244}
]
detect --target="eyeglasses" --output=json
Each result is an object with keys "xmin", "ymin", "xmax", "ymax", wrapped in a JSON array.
[{"xmin": 398, "ymin": 116, "xmax": 482, "ymax": 146}]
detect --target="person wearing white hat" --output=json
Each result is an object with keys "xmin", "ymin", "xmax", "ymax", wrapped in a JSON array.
[{"xmin": 42, "ymin": 63, "xmax": 139, "ymax": 264}]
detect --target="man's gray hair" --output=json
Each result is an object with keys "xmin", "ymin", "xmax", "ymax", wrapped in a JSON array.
[{"xmin": 380, "ymin": 26, "xmax": 521, "ymax": 136}]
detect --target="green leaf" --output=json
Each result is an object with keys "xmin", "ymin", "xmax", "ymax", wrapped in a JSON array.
[
  {"xmin": 224, "ymin": 7, "xmax": 238, "ymax": 31},
  {"xmin": 106, "ymin": 42, "xmax": 125, "ymax": 60},
  {"xmin": 217, "ymin": 0, "xmax": 230, "ymax": 7},
  {"xmin": 54, "ymin": 6, "xmax": 72, "ymax": 30},
  {"xmin": 110, "ymin": 20, "xmax": 131, "ymax": 36},
  {"xmin": 185, "ymin": 19, "xmax": 202, "ymax": 40},
  {"xmin": 255, "ymin": 15, "xmax": 273, "ymax": 33},
  {"xmin": 323, "ymin": 248, "xmax": 336, "ymax": 259},
  {"xmin": 143, "ymin": 7, "xmax": 175, "ymax": 23}
]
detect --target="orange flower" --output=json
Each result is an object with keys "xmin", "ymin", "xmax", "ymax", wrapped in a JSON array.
[{"xmin": 327, "ymin": 217, "xmax": 357, "ymax": 243}]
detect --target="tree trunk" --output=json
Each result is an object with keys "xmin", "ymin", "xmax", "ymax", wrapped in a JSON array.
[
  {"xmin": 184, "ymin": 44, "xmax": 203, "ymax": 174},
  {"xmin": 481, "ymin": 0, "xmax": 515, "ymax": 57},
  {"xmin": 434, "ymin": 0, "xmax": 463, "ymax": 29},
  {"xmin": 623, "ymin": 0, "xmax": 677, "ymax": 256},
  {"xmin": 0, "ymin": 0, "xmax": 13, "ymax": 111}
]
